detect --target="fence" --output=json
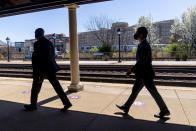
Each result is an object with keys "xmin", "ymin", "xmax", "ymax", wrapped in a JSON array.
[
  {"xmin": 0, "ymin": 47, "xmax": 196, "ymax": 61},
  {"xmin": 78, "ymin": 51, "xmax": 194, "ymax": 61}
]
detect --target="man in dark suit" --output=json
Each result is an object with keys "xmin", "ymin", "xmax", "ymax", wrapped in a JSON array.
[
  {"xmin": 24, "ymin": 28, "xmax": 72, "ymax": 112},
  {"xmin": 116, "ymin": 27, "xmax": 170, "ymax": 118}
]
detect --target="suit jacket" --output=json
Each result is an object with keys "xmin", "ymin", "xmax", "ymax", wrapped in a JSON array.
[
  {"xmin": 32, "ymin": 37, "xmax": 61, "ymax": 75},
  {"xmin": 131, "ymin": 39, "xmax": 155, "ymax": 79}
]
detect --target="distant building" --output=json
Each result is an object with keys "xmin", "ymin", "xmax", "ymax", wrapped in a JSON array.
[
  {"xmin": 78, "ymin": 22, "xmax": 136, "ymax": 52},
  {"xmin": 78, "ymin": 31, "xmax": 102, "ymax": 52},
  {"xmin": 25, "ymin": 33, "xmax": 69, "ymax": 55},
  {"xmin": 0, "ymin": 40, "xmax": 7, "ymax": 57},
  {"xmin": 13, "ymin": 42, "xmax": 25, "ymax": 55},
  {"xmin": 110, "ymin": 22, "xmax": 135, "ymax": 52},
  {"xmin": 78, "ymin": 20, "xmax": 174, "ymax": 52},
  {"xmin": 154, "ymin": 20, "xmax": 174, "ymax": 44},
  {"xmin": 23, "ymin": 20, "xmax": 174, "ymax": 54},
  {"xmin": 0, "ymin": 40, "xmax": 5, "ymax": 46},
  {"xmin": 25, "ymin": 39, "xmax": 36, "ymax": 54},
  {"xmin": 45, "ymin": 34, "xmax": 69, "ymax": 53},
  {"xmin": 15, "ymin": 42, "xmax": 25, "ymax": 47}
]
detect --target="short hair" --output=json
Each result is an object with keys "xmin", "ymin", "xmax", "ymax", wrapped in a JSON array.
[
  {"xmin": 136, "ymin": 27, "xmax": 148, "ymax": 38},
  {"xmin": 35, "ymin": 28, "xmax": 44, "ymax": 37}
]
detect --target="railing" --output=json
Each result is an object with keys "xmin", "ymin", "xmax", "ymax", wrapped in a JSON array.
[{"xmin": 0, "ymin": 47, "xmax": 196, "ymax": 61}]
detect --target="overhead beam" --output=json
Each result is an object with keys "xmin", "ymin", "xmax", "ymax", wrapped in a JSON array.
[{"xmin": 0, "ymin": 0, "xmax": 111, "ymax": 18}]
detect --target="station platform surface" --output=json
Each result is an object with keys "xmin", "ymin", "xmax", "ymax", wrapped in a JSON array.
[
  {"xmin": 1, "ymin": 60, "xmax": 196, "ymax": 66},
  {"xmin": 0, "ymin": 77, "xmax": 195, "ymax": 131}
]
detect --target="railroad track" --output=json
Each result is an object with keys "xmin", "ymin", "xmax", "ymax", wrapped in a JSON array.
[{"xmin": 0, "ymin": 64, "xmax": 196, "ymax": 87}]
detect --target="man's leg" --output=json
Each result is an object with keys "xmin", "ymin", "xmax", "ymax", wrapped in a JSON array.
[
  {"xmin": 143, "ymin": 78, "xmax": 170, "ymax": 118},
  {"xmin": 124, "ymin": 78, "xmax": 144, "ymax": 108},
  {"xmin": 24, "ymin": 73, "xmax": 44, "ymax": 111},
  {"xmin": 143, "ymin": 78, "xmax": 168, "ymax": 111},
  {"xmin": 30, "ymin": 74, "xmax": 44, "ymax": 106},
  {"xmin": 47, "ymin": 73, "xmax": 71, "ymax": 106},
  {"xmin": 117, "ymin": 78, "xmax": 144, "ymax": 114}
]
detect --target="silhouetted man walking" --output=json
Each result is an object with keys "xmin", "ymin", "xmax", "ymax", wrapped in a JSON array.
[
  {"xmin": 116, "ymin": 27, "xmax": 170, "ymax": 118},
  {"xmin": 24, "ymin": 28, "xmax": 72, "ymax": 112}
]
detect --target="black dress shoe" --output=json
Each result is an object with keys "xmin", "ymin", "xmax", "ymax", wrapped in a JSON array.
[
  {"xmin": 154, "ymin": 110, "xmax": 170, "ymax": 118},
  {"xmin": 60, "ymin": 103, "xmax": 72, "ymax": 112},
  {"xmin": 24, "ymin": 104, "xmax": 37, "ymax": 111},
  {"xmin": 116, "ymin": 104, "xmax": 129, "ymax": 114}
]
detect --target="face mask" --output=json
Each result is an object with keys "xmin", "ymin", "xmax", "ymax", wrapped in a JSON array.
[{"xmin": 134, "ymin": 33, "xmax": 138, "ymax": 40}]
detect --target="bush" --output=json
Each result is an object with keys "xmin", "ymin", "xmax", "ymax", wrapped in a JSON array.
[
  {"xmin": 98, "ymin": 44, "xmax": 113, "ymax": 57},
  {"xmin": 163, "ymin": 42, "xmax": 189, "ymax": 61},
  {"xmin": 112, "ymin": 52, "xmax": 118, "ymax": 58},
  {"xmin": 181, "ymin": 53, "xmax": 188, "ymax": 61},
  {"xmin": 64, "ymin": 53, "xmax": 70, "ymax": 58},
  {"xmin": 163, "ymin": 43, "xmax": 180, "ymax": 57},
  {"xmin": 152, "ymin": 49, "xmax": 159, "ymax": 58},
  {"xmin": 175, "ymin": 54, "xmax": 181, "ymax": 61},
  {"xmin": 127, "ymin": 52, "xmax": 133, "ymax": 57},
  {"xmin": 132, "ymin": 48, "xmax": 136, "ymax": 54},
  {"xmin": 89, "ymin": 46, "xmax": 99, "ymax": 54}
]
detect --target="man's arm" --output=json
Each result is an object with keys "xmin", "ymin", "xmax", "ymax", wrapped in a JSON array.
[
  {"xmin": 49, "ymin": 42, "xmax": 55, "ymax": 58},
  {"xmin": 131, "ymin": 44, "xmax": 150, "ymax": 73},
  {"xmin": 32, "ymin": 40, "xmax": 50, "ymax": 65},
  {"xmin": 39, "ymin": 40, "xmax": 51, "ymax": 62},
  {"xmin": 32, "ymin": 42, "xmax": 39, "ymax": 63}
]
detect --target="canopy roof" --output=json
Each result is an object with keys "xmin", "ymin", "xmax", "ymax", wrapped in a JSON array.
[{"xmin": 0, "ymin": 0, "xmax": 110, "ymax": 18}]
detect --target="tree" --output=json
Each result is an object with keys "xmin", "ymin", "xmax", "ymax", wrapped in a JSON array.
[
  {"xmin": 171, "ymin": 6, "xmax": 196, "ymax": 53},
  {"xmin": 170, "ymin": 18, "xmax": 184, "ymax": 42},
  {"xmin": 134, "ymin": 16, "xmax": 160, "ymax": 46},
  {"xmin": 86, "ymin": 15, "xmax": 116, "ymax": 46},
  {"xmin": 183, "ymin": 7, "xmax": 196, "ymax": 51}
]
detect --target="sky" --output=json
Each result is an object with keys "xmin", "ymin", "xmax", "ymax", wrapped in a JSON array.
[{"xmin": 0, "ymin": 0, "xmax": 196, "ymax": 42}]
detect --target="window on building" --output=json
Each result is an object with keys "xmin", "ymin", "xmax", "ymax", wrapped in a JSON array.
[{"xmin": 19, "ymin": 48, "xmax": 22, "ymax": 52}]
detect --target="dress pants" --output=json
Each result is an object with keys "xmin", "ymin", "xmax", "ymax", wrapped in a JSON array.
[
  {"xmin": 31, "ymin": 71, "xmax": 70, "ymax": 106},
  {"xmin": 124, "ymin": 77, "xmax": 168, "ymax": 111}
]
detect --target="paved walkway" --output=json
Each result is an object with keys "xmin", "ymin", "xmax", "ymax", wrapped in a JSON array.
[
  {"xmin": 0, "ymin": 77, "xmax": 195, "ymax": 130},
  {"xmin": 1, "ymin": 60, "xmax": 196, "ymax": 66}
]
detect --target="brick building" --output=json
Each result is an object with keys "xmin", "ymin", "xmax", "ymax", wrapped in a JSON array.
[
  {"xmin": 154, "ymin": 20, "xmax": 174, "ymax": 44},
  {"xmin": 25, "ymin": 33, "xmax": 69, "ymax": 55},
  {"xmin": 78, "ymin": 20, "xmax": 174, "ymax": 52}
]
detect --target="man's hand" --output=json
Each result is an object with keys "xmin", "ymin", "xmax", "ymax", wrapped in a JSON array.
[{"xmin": 126, "ymin": 72, "xmax": 131, "ymax": 78}]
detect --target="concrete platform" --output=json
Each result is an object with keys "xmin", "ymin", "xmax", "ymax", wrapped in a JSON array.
[
  {"xmin": 1, "ymin": 60, "xmax": 196, "ymax": 66},
  {"xmin": 0, "ymin": 77, "xmax": 195, "ymax": 131}
]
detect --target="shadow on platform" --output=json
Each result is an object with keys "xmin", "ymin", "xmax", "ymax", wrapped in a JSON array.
[
  {"xmin": 0, "ymin": 100, "xmax": 194, "ymax": 131},
  {"xmin": 37, "ymin": 91, "xmax": 73, "ymax": 106}
]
